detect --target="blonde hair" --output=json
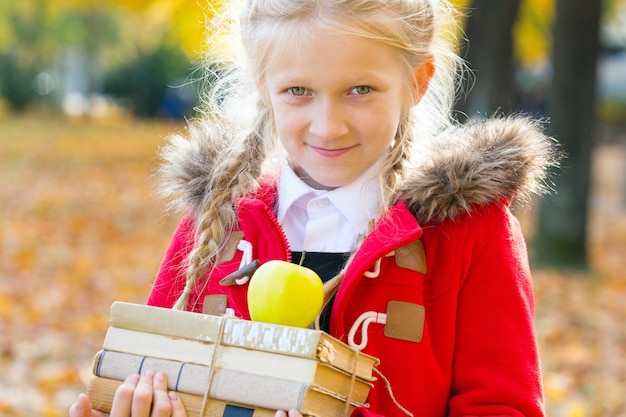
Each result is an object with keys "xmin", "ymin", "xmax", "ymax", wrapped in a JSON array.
[{"xmin": 170, "ymin": 0, "xmax": 463, "ymax": 310}]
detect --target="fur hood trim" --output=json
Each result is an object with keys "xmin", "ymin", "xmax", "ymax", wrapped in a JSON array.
[
  {"xmin": 402, "ymin": 116, "xmax": 559, "ymax": 223},
  {"xmin": 158, "ymin": 116, "xmax": 559, "ymax": 224},
  {"xmin": 158, "ymin": 121, "xmax": 232, "ymax": 216}
]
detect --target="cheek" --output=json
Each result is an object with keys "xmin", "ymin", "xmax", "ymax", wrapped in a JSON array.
[
  {"xmin": 273, "ymin": 113, "xmax": 302, "ymax": 155},
  {"xmin": 273, "ymin": 106, "xmax": 306, "ymax": 138},
  {"xmin": 364, "ymin": 104, "xmax": 402, "ymax": 145},
  {"xmin": 274, "ymin": 115, "xmax": 296, "ymax": 143}
]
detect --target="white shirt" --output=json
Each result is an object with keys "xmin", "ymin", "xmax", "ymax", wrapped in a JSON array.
[{"xmin": 276, "ymin": 157, "xmax": 385, "ymax": 252}]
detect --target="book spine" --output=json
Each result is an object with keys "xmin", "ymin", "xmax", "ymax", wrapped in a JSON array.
[
  {"xmin": 208, "ymin": 369, "xmax": 366, "ymax": 413},
  {"xmin": 93, "ymin": 350, "xmax": 210, "ymax": 396},
  {"xmin": 209, "ymin": 368, "xmax": 311, "ymax": 411},
  {"xmin": 109, "ymin": 302, "xmax": 222, "ymax": 343},
  {"xmin": 103, "ymin": 327, "xmax": 217, "ymax": 366},
  {"xmin": 86, "ymin": 376, "xmax": 276, "ymax": 417}
]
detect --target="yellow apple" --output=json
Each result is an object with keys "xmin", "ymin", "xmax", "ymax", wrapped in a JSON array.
[{"xmin": 247, "ymin": 260, "xmax": 324, "ymax": 328}]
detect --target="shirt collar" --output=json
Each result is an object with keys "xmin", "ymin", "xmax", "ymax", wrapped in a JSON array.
[
  {"xmin": 326, "ymin": 156, "xmax": 385, "ymax": 235},
  {"xmin": 276, "ymin": 160, "xmax": 317, "ymax": 223},
  {"xmin": 276, "ymin": 156, "xmax": 385, "ymax": 235}
]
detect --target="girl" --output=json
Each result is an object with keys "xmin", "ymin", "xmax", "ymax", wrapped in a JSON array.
[{"xmin": 71, "ymin": 0, "xmax": 557, "ymax": 416}]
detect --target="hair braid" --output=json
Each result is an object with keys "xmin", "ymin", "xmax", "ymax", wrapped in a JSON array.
[
  {"xmin": 341, "ymin": 111, "xmax": 415, "ymax": 275},
  {"xmin": 172, "ymin": 102, "xmax": 274, "ymax": 311},
  {"xmin": 380, "ymin": 111, "xmax": 415, "ymax": 209}
]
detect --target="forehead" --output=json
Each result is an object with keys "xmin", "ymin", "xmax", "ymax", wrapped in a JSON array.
[{"xmin": 263, "ymin": 28, "xmax": 409, "ymax": 85}]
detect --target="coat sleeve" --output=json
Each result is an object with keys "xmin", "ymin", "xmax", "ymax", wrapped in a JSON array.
[
  {"xmin": 446, "ymin": 202, "xmax": 545, "ymax": 416},
  {"xmin": 146, "ymin": 215, "xmax": 195, "ymax": 308},
  {"xmin": 351, "ymin": 202, "xmax": 545, "ymax": 417}
]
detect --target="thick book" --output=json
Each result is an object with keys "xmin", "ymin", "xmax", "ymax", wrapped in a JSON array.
[
  {"xmin": 93, "ymin": 348, "xmax": 372, "ymax": 404},
  {"xmin": 86, "ymin": 376, "xmax": 276, "ymax": 417},
  {"xmin": 109, "ymin": 301, "xmax": 378, "ymax": 381},
  {"xmin": 87, "ymin": 375, "xmax": 361, "ymax": 417}
]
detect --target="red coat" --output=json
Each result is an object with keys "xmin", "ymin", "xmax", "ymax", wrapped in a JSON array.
[
  {"xmin": 149, "ymin": 117, "xmax": 553, "ymax": 416},
  {"xmin": 148, "ymin": 186, "xmax": 544, "ymax": 417}
]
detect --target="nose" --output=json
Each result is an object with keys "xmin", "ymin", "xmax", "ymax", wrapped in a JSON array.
[{"xmin": 308, "ymin": 98, "xmax": 349, "ymax": 140}]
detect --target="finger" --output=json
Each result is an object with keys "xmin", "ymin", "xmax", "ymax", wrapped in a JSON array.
[
  {"xmin": 274, "ymin": 411, "xmax": 288, "ymax": 417},
  {"xmin": 70, "ymin": 393, "xmax": 109, "ymax": 417},
  {"xmin": 288, "ymin": 410, "xmax": 303, "ymax": 417},
  {"xmin": 110, "ymin": 373, "xmax": 140, "ymax": 417},
  {"xmin": 131, "ymin": 370, "xmax": 156, "ymax": 417},
  {"xmin": 69, "ymin": 393, "xmax": 92, "ymax": 417},
  {"xmin": 168, "ymin": 391, "xmax": 187, "ymax": 417},
  {"xmin": 150, "ymin": 372, "xmax": 172, "ymax": 417}
]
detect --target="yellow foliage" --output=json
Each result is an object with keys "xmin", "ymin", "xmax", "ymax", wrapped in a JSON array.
[
  {"xmin": 544, "ymin": 372, "xmax": 571, "ymax": 402},
  {"xmin": 446, "ymin": 0, "xmax": 557, "ymax": 67},
  {"xmin": 450, "ymin": 0, "xmax": 471, "ymax": 8},
  {"xmin": 514, "ymin": 0, "xmax": 556, "ymax": 65},
  {"xmin": 0, "ymin": 293, "xmax": 12, "ymax": 318},
  {"xmin": 105, "ymin": 0, "xmax": 219, "ymax": 58},
  {"xmin": 22, "ymin": 0, "xmax": 219, "ymax": 58},
  {"xmin": 567, "ymin": 401, "xmax": 587, "ymax": 417},
  {"xmin": 0, "ymin": 402, "xmax": 16, "ymax": 415}
]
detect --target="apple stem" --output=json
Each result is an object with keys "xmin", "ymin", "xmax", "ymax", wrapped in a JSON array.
[{"xmin": 299, "ymin": 251, "xmax": 306, "ymax": 267}]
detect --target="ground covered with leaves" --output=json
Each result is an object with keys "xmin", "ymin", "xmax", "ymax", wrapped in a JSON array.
[{"xmin": 1, "ymin": 115, "xmax": 625, "ymax": 417}]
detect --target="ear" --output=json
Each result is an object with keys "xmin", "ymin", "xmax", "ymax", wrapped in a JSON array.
[{"xmin": 410, "ymin": 55, "xmax": 435, "ymax": 105}]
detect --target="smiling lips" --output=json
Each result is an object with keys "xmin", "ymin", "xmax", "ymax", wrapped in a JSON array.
[{"xmin": 309, "ymin": 144, "xmax": 357, "ymax": 158}]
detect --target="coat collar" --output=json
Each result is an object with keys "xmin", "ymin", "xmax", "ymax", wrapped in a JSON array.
[{"xmin": 345, "ymin": 199, "xmax": 422, "ymax": 278}]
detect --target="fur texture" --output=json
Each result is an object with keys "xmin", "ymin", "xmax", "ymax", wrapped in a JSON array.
[
  {"xmin": 158, "ymin": 116, "xmax": 559, "ymax": 224},
  {"xmin": 402, "ymin": 116, "xmax": 559, "ymax": 223},
  {"xmin": 158, "ymin": 121, "xmax": 231, "ymax": 216}
]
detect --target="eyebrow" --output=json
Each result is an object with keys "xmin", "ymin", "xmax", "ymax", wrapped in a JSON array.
[{"xmin": 268, "ymin": 69, "xmax": 393, "ymax": 88}]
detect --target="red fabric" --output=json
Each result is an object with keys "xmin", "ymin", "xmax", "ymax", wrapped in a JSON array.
[{"xmin": 147, "ymin": 184, "xmax": 545, "ymax": 417}]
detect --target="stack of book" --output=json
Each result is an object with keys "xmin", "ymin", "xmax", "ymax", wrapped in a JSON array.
[{"xmin": 86, "ymin": 302, "xmax": 379, "ymax": 417}]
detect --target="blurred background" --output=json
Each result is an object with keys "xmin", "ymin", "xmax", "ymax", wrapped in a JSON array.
[{"xmin": 1, "ymin": 0, "xmax": 625, "ymax": 416}]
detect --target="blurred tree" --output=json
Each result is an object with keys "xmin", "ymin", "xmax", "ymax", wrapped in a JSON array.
[
  {"xmin": 103, "ymin": 43, "xmax": 194, "ymax": 117},
  {"xmin": 0, "ymin": 0, "xmax": 206, "ymax": 114},
  {"xmin": 533, "ymin": 0, "xmax": 605, "ymax": 269},
  {"xmin": 0, "ymin": 0, "xmax": 123, "ymax": 112},
  {"xmin": 0, "ymin": 0, "xmax": 47, "ymax": 110},
  {"xmin": 455, "ymin": 0, "xmax": 522, "ymax": 120}
]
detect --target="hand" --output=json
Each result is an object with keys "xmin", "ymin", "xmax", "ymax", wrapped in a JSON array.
[
  {"xmin": 69, "ymin": 371, "xmax": 187, "ymax": 417},
  {"xmin": 274, "ymin": 410, "xmax": 303, "ymax": 417}
]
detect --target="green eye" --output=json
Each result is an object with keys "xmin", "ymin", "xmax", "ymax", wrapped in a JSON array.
[
  {"xmin": 288, "ymin": 86, "xmax": 308, "ymax": 96},
  {"xmin": 352, "ymin": 86, "xmax": 372, "ymax": 95}
]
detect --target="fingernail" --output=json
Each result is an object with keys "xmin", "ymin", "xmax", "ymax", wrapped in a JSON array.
[
  {"xmin": 143, "ymin": 369, "xmax": 155, "ymax": 378},
  {"xmin": 155, "ymin": 372, "xmax": 165, "ymax": 382},
  {"xmin": 168, "ymin": 391, "xmax": 178, "ymax": 401},
  {"xmin": 75, "ymin": 395, "xmax": 85, "ymax": 411},
  {"xmin": 127, "ymin": 374, "xmax": 140, "ymax": 383}
]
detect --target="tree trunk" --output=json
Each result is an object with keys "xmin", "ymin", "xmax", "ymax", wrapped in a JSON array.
[
  {"xmin": 455, "ymin": 0, "xmax": 521, "ymax": 121},
  {"xmin": 533, "ymin": 0, "xmax": 603, "ymax": 269}
]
